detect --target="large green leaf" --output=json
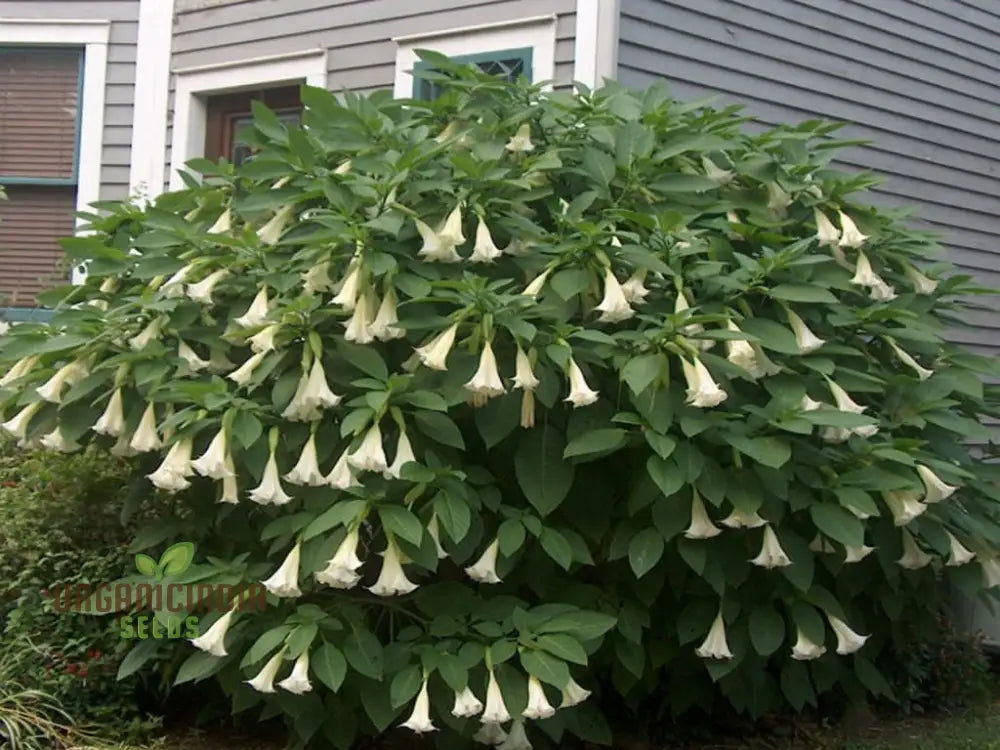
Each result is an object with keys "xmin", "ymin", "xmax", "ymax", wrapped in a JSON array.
[
  {"xmin": 628, "ymin": 528, "xmax": 664, "ymax": 579},
  {"xmin": 312, "ymin": 643, "xmax": 347, "ymax": 692},
  {"xmin": 563, "ymin": 428, "xmax": 628, "ymax": 460},
  {"xmin": 810, "ymin": 503, "xmax": 864, "ymax": 548},
  {"xmin": 515, "ymin": 425, "xmax": 575, "ymax": 516}
]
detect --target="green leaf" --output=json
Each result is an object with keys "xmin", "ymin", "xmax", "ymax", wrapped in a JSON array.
[
  {"xmin": 243, "ymin": 626, "xmax": 292, "ymax": 667},
  {"xmin": 536, "ymin": 634, "xmax": 588, "ymax": 665},
  {"xmin": 810, "ymin": 503, "xmax": 864, "ymax": 548},
  {"xmin": 498, "ymin": 519, "xmax": 526, "ymax": 556},
  {"xmin": 647, "ymin": 456, "xmax": 684, "ymax": 498},
  {"xmin": 390, "ymin": 665, "xmax": 422, "ymax": 708},
  {"xmin": 728, "ymin": 435, "xmax": 791, "ymax": 469},
  {"xmin": 563, "ymin": 428, "xmax": 628, "ymax": 460},
  {"xmin": 312, "ymin": 643, "xmax": 347, "ymax": 692},
  {"xmin": 855, "ymin": 656, "xmax": 895, "ymax": 700},
  {"xmin": 628, "ymin": 528, "xmax": 664, "ymax": 579},
  {"xmin": 302, "ymin": 499, "xmax": 367, "ymax": 541},
  {"xmin": 336, "ymin": 341, "xmax": 388, "ymax": 380},
  {"xmin": 550, "ymin": 268, "xmax": 590, "ymax": 300},
  {"xmin": 540, "ymin": 528, "xmax": 573, "ymax": 570},
  {"xmin": 780, "ymin": 660, "xmax": 815, "ymax": 712},
  {"xmin": 414, "ymin": 410, "xmax": 465, "ymax": 449},
  {"xmin": 117, "ymin": 639, "xmax": 161, "ymax": 680},
  {"xmin": 515, "ymin": 425, "xmax": 575, "ymax": 516},
  {"xmin": 286, "ymin": 624, "xmax": 318, "ymax": 658},
  {"xmin": 622, "ymin": 354, "xmax": 663, "ymax": 395},
  {"xmin": 360, "ymin": 678, "xmax": 397, "ymax": 733},
  {"xmin": 344, "ymin": 628, "xmax": 384, "ymax": 679},
  {"xmin": 799, "ymin": 410, "xmax": 877, "ymax": 429},
  {"xmin": 582, "ymin": 148, "xmax": 616, "ymax": 188},
  {"xmin": 134, "ymin": 553, "xmax": 157, "ymax": 577},
  {"xmin": 649, "ymin": 174, "xmax": 719, "ymax": 192},
  {"xmin": 749, "ymin": 606, "xmax": 786, "ymax": 656},
  {"xmin": 644, "ymin": 432, "xmax": 676, "ymax": 459},
  {"xmin": 232, "ymin": 411, "xmax": 263, "ymax": 450},
  {"xmin": 473, "ymin": 393, "xmax": 520, "ymax": 449},
  {"xmin": 158, "ymin": 542, "xmax": 195, "ymax": 576},
  {"xmin": 537, "ymin": 611, "xmax": 617, "ymax": 641},
  {"xmin": 768, "ymin": 284, "xmax": 839, "ymax": 304},
  {"xmin": 520, "ymin": 649, "xmax": 570, "ymax": 688},
  {"xmin": 174, "ymin": 650, "xmax": 226, "ymax": 685},
  {"xmin": 434, "ymin": 492, "xmax": 471, "ymax": 543},
  {"xmin": 379, "ymin": 505, "xmax": 424, "ymax": 546}
]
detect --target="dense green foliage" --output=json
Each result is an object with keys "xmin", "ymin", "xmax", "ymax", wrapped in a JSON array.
[{"xmin": 1, "ymin": 57, "xmax": 999, "ymax": 748}]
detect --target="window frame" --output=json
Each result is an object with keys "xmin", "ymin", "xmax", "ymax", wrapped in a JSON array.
[
  {"xmin": 392, "ymin": 15, "xmax": 557, "ymax": 99},
  {"xmin": 411, "ymin": 46, "xmax": 534, "ymax": 100}
]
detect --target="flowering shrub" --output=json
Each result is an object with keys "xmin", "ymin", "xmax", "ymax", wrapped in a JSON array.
[{"xmin": 2, "ymin": 59, "xmax": 1000, "ymax": 747}]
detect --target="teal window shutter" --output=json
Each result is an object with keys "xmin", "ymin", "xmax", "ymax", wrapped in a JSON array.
[{"xmin": 412, "ymin": 47, "xmax": 534, "ymax": 100}]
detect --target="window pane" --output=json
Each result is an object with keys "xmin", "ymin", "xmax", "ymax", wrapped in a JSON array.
[
  {"xmin": 0, "ymin": 185, "xmax": 74, "ymax": 306},
  {"xmin": 231, "ymin": 111, "xmax": 302, "ymax": 165},
  {"xmin": 413, "ymin": 47, "xmax": 533, "ymax": 100}
]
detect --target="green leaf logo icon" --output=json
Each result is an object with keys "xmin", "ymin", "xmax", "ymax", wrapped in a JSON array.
[{"xmin": 135, "ymin": 542, "xmax": 195, "ymax": 580}]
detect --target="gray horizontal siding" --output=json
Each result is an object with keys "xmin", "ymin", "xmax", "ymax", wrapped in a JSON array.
[
  {"xmin": 0, "ymin": 0, "xmax": 139, "ymax": 201},
  {"xmin": 617, "ymin": 0, "xmax": 1000, "ymax": 352}
]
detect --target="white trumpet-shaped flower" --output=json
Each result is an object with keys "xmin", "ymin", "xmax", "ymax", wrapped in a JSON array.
[
  {"xmin": 721, "ymin": 507, "xmax": 767, "ymax": 528},
  {"xmin": 227, "ymin": 351, "xmax": 267, "ymax": 386},
  {"xmin": 343, "ymin": 291, "xmax": 376, "ymax": 344},
  {"xmin": 471, "ymin": 218, "xmax": 503, "ymax": 262},
  {"xmin": 302, "ymin": 261, "xmax": 334, "ymax": 295},
  {"xmin": 276, "ymin": 650, "xmax": 312, "ymax": 694},
  {"xmin": 513, "ymin": 346, "xmax": 539, "ymax": 391},
  {"xmin": 869, "ymin": 278, "xmax": 897, "ymax": 302},
  {"xmin": 189, "ymin": 608, "xmax": 235, "ymax": 657},
  {"xmin": 207, "ymin": 208, "xmax": 231, "ymax": 234},
  {"xmin": 248, "ymin": 450, "xmax": 293, "ymax": 505},
  {"xmin": 917, "ymin": 464, "xmax": 957, "ymax": 503},
  {"xmin": 800, "ymin": 394, "xmax": 825, "ymax": 412},
  {"xmin": 827, "ymin": 379, "xmax": 866, "ymax": 414},
  {"xmin": 674, "ymin": 290, "xmax": 705, "ymax": 339},
  {"xmin": 348, "ymin": 422, "xmax": 388, "ymax": 473},
  {"xmin": 595, "ymin": 268, "xmax": 635, "ymax": 323},
  {"xmin": 814, "ymin": 209, "xmax": 840, "ymax": 246},
  {"xmin": 36, "ymin": 360, "xmax": 88, "ymax": 403},
  {"xmin": 452, "ymin": 686, "xmax": 484, "ymax": 718},
  {"xmin": 791, "ymin": 628, "xmax": 827, "ymax": 660},
  {"xmin": 696, "ymin": 610, "xmax": 733, "ymax": 659},
  {"xmin": 685, "ymin": 489, "xmax": 721, "ymax": 539},
  {"xmin": 262, "ymin": 542, "xmax": 302, "ymax": 598},
  {"xmin": 786, "ymin": 309, "xmax": 825, "ymax": 354},
  {"xmin": 258, "ymin": 205, "xmax": 294, "ymax": 245},
  {"xmin": 681, "ymin": 357, "xmax": 728, "ymax": 408},
  {"xmin": 161, "ymin": 265, "xmax": 192, "ymax": 298},
  {"xmin": 427, "ymin": 514, "xmax": 448, "ymax": 559},
  {"xmin": 401, "ymin": 676, "xmax": 436, "ymax": 734},
  {"xmin": 40, "ymin": 426, "xmax": 79, "ymax": 453},
  {"xmin": 945, "ymin": 531, "xmax": 975, "ymax": 567},
  {"xmin": 881, "ymin": 489, "xmax": 926, "ymax": 526},
  {"xmin": 384, "ymin": 431, "xmax": 416, "ymax": 480},
  {"xmin": 621, "ymin": 269, "xmax": 650, "ymax": 304},
  {"xmin": 522, "ymin": 268, "xmax": 551, "ymax": 298},
  {"xmin": 904, "ymin": 263, "xmax": 938, "ymax": 295},
  {"xmin": 561, "ymin": 677, "xmax": 592, "ymax": 708},
  {"xmin": 725, "ymin": 320, "xmax": 758, "ymax": 374},
  {"xmin": 246, "ymin": 650, "xmax": 285, "ymax": 694},
  {"xmin": 439, "ymin": 204, "xmax": 466, "ymax": 246},
  {"xmin": 178, "ymin": 341, "xmax": 210, "ymax": 372},
  {"xmin": 0, "ymin": 355, "xmax": 38, "ymax": 386},
  {"xmin": 93, "ymin": 388, "xmax": 126, "ymax": 437},
  {"xmin": 220, "ymin": 459, "xmax": 239, "ymax": 504},
  {"xmin": 888, "ymin": 339, "xmax": 933, "ymax": 380},
  {"xmin": 827, "ymin": 614, "xmax": 869, "ymax": 654},
  {"xmin": 481, "ymin": 669, "xmax": 512, "ymax": 724},
  {"xmin": 415, "ymin": 218, "xmax": 461, "ymax": 263},
  {"xmin": 564, "ymin": 357, "xmax": 599, "ymax": 408},
  {"xmin": 850, "ymin": 251, "xmax": 887, "ymax": 294},
  {"xmin": 187, "ymin": 269, "xmax": 228, "ymax": 304},
  {"xmin": 248, "ymin": 324, "xmax": 280, "ymax": 354},
  {"xmin": 837, "ymin": 211, "xmax": 868, "ymax": 248},
  {"xmin": 331, "ymin": 259, "xmax": 362, "ymax": 310},
  {"xmin": 367, "ymin": 537, "xmax": 418, "ymax": 596},
  {"xmin": 844, "ymin": 545, "xmax": 876, "ymax": 563},
  {"xmin": 499, "ymin": 721, "xmax": 532, "ymax": 750},
  {"xmin": 304, "ymin": 358, "xmax": 341, "ymax": 410},
  {"xmin": 234, "ymin": 288, "xmax": 270, "ymax": 328},
  {"xmin": 750, "ymin": 525, "xmax": 793, "ymax": 568},
  {"xmin": 702, "ymin": 156, "xmax": 734, "ymax": 184},
  {"xmin": 465, "ymin": 342, "xmax": 506, "ymax": 403},
  {"xmin": 474, "ymin": 723, "xmax": 508, "ymax": 745},
  {"xmin": 415, "ymin": 324, "xmax": 459, "ymax": 371},
  {"xmin": 466, "ymin": 539, "xmax": 502, "ymax": 584},
  {"xmin": 315, "ymin": 528, "xmax": 364, "ymax": 589},
  {"xmin": 110, "ymin": 433, "xmax": 137, "ymax": 458},
  {"xmin": 129, "ymin": 403, "xmax": 162, "ymax": 452},
  {"xmin": 981, "ymin": 558, "xmax": 1000, "ymax": 588},
  {"xmin": 523, "ymin": 676, "xmax": 556, "ymax": 720},
  {"xmin": 897, "ymin": 529, "xmax": 933, "ymax": 570},
  {"xmin": 371, "ymin": 288, "xmax": 404, "ymax": 340},
  {"xmin": 129, "ymin": 318, "xmax": 163, "ymax": 351},
  {"xmin": 284, "ymin": 433, "xmax": 326, "ymax": 486},
  {"xmin": 147, "ymin": 437, "xmax": 194, "ymax": 492},
  {"xmin": 191, "ymin": 428, "xmax": 234, "ymax": 480},
  {"xmin": 506, "ymin": 123, "xmax": 534, "ymax": 152},
  {"xmin": 325, "ymin": 448, "xmax": 361, "ymax": 490},
  {"xmin": 767, "ymin": 182, "xmax": 792, "ymax": 212}
]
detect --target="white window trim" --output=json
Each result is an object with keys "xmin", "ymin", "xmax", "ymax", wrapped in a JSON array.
[
  {"xmin": 0, "ymin": 18, "xmax": 110, "ymax": 284},
  {"xmin": 392, "ymin": 15, "xmax": 557, "ymax": 98},
  {"xmin": 128, "ymin": 0, "xmax": 175, "ymax": 202},
  {"xmin": 168, "ymin": 49, "xmax": 327, "ymax": 190},
  {"xmin": 573, "ymin": 0, "xmax": 619, "ymax": 89}
]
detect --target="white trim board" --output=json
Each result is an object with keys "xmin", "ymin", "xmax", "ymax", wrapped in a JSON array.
[
  {"xmin": 392, "ymin": 16, "xmax": 557, "ymax": 98},
  {"xmin": 128, "ymin": 0, "xmax": 175, "ymax": 202},
  {"xmin": 573, "ymin": 0, "xmax": 619, "ymax": 89},
  {"xmin": 168, "ymin": 49, "xmax": 327, "ymax": 190},
  {"xmin": 0, "ymin": 18, "xmax": 111, "ymax": 284}
]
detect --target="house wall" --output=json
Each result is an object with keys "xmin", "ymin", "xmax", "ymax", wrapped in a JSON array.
[
  {"xmin": 616, "ymin": 0, "xmax": 1000, "ymax": 354},
  {"xmin": 165, "ymin": 0, "xmax": 578, "ymax": 181},
  {"xmin": 0, "ymin": 0, "xmax": 140, "ymax": 201}
]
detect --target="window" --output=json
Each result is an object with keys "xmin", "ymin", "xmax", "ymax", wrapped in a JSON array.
[
  {"xmin": 204, "ymin": 85, "xmax": 303, "ymax": 166},
  {"xmin": 393, "ymin": 16, "xmax": 556, "ymax": 99},
  {"xmin": 412, "ymin": 47, "xmax": 533, "ymax": 100},
  {"xmin": 0, "ymin": 47, "xmax": 82, "ymax": 312}
]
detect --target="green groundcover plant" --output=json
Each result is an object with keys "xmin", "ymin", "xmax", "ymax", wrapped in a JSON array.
[{"xmin": 1, "ymin": 56, "xmax": 999, "ymax": 748}]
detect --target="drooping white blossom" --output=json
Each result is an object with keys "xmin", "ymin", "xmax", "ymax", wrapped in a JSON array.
[
  {"xmin": 465, "ymin": 342, "xmax": 506, "ymax": 404},
  {"xmin": 800, "ymin": 394, "xmax": 825, "ymax": 412},
  {"xmin": 887, "ymin": 339, "xmax": 933, "ymax": 380},
  {"xmin": 191, "ymin": 428, "xmax": 234, "ymax": 480},
  {"xmin": 498, "ymin": 721, "xmax": 532, "ymax": 750},
  {"xmin": 897, "ymin": 529, "xmax": 933, "ymax": 570},
  {"xmin": 401, "ymin": 676, "xmax": 436, "ymax": 734},
  {"xmin": 837, "ymin": 211, "xmax": 868, "ymax": 248},
  {"xmin": 916, "ymin": 464, "xmax": 957, "ymax": 503},
  {"xmin": 40, "ymin": 426, "xmax": 80, "ymax": 453},
  {"xmin": 415, "ymin": 324, "xmax": 459, "ymax": 371},
  {"xmin": 186, "ymin": 269, "xmax": 228, "ymax": 304},
  {"xmin": 36, "ymin": 360, "xmax": 88, "ymax": 403},
  {"xmin": 262, "ymin": 542, "xmax": 302, "ymax": 598},
  {"xmin": 227, "ymin": 351, "xmax": 268, "ymax": 386},
  {"xmin": 427, "ymin": 513, "xmax": 448, "ymax": 559},
  {"xmin": 750, "ymin": 525, "xmax": 793, "ymax": 568},
  {"xmin": 465, "ymin": 539, "xmax": 502, "ymax": 584},
  {"xmin": 371, "ymin": 288, "xmax": 404, "ymax": 340},
  {"xmin": 720, "ymin": 507, "xmax": 767, "ymax": 529},
  {"xmin": 481, "ymin": 668, "xmax": 512, "ymax": 724},
  {"xmin": 178, "ymin": 341, "xmax": 211, "ymax": 372},
  {"xmin": 702, "ymin": 156, "xmax": 734, "ymax": 184},
  {"xmin": 522, "ymin": 268, "xmax": 551, "ymax": 298},
  {"xmin": 621, "ymin": 269, "xmax": 650, "ymax": 304},
  {"xmin": 246, "ymin": 650, "xmax": 285, "ymax": 694},
  {"xmin": 348, "ymin": 422, "xmax": 388, "ymax": 474},
  {"xmin": 786, "ymin": 308, "xmax": 825, "ymax": 354},
  {"xmin": 234, "ymin": 288, "xmax": 270, "ymax": 328},
  {"xmin": 506, "ymin": 123, "xmax": 534, "ymax": 152},
  {"xmin": 696, "ymin": 610, "xmax": 733, "ymax": 659},
  {"xmin": 564, "ymin": 357, "xmax": 599, "ymax": 408},
  {"xmin": 284, "ymin": 433, "xmax": 326, "ymax": 486},
  {"xmin": 766, "ymin": 182, "xmax": 792, "ymax": 213},
  {"xmin": 343, "ymin": 291, "xmax": 376, "ymax": 344},
  {"xmin": 791, "ymin": 628, "xmax": 827, "ymax": 660},
  {"xmin": 248, "ymin": 324, "xmax": 281, "ymax": 354},
  {"xmin": 523, "ymin": 676, "xmax": 556, "ymax": 720},
  {"xmin": 147, "ymin": 437, "xmax": 194, "ymax": 492},
  {"xmin": 681, "ymin": 357, "xmax": 728, "ymax": 408},
  {"xmin": 844, "ymin": 545, "xmax": 876, "ymax": 563},
  {"xmin": 276, "ymin": 650, "xmax": 312, "ymax": 694},
  {"xmin": 129, "ymin": 402, "xmax": 162, "ymax": 452},
  {"xmin": 725, "ymin": 320, "xmax": 759, "ymax": 374},
  {"xmin": 331, "ymin": 258, "xmax": 362, "ymax": 310},
  {"xmin": 827, "ymin": 614, "xmax": 869, "ymax": 654},
  {"xmin": 415, "ymin": 218, "xmax": 461, "ymax": 263},
  {"xmin": 452, "ymin": 686, "xmax": 484, "ymax": 718},
  {"xmin": 904, "ymin": 263, "xmax": 939, "ymax": 295},
  {"xmin": 595, "ymin": 268, "xmax": 635, "ymax": 323},
  {"xmin": 220, "ymin": 457, "xmax": 239, "ymax": 504},
  {"xmin": 207, "ymin": 208, "xmax": 231, "ymax": 234},
  {"xmin": 93, "ymin": 388, "xmax": 126, "ymax": 437},
  {"xmin": 302, "ymin": 261, "xmax": 334, "ymax": 295},
  {"xmin": 384, "ymin": 431, "xmax": 416, "ymax": 480},
  {"xmin": 512, "ymin": 346, "xmax": 540, "ymax": 392},
  {"xmin": 129, "ymin": 318, "xmax": 163, "ymax": 351},
  {"xmin": 561, "ymin": 677, "xmax": 592, "ymax": 708},
  {"xmin": 367, "ymin": 537, "xmax": 418, "ymax": 596},
  {"xmin": 315, "ymin": 528, "xmax": 364, "ymax": 589},
  {"xmin": 869, "ymin": 278, "xmax": 897, "ymax": 302},
  {"xmin": 326, "ymin": 448, "xmax": 361, "ymax": 490},
  {"xmin": 258, "ymin": 204, "xmax": 294, "ymax": 245},
  {"xmin": 161, "ymin": 265, "xmax": 192, "ymax": 298},
  {"xmin": 945, "ymin": 530, "xmax": 975, "ymax": 567},
  {"xmin": 208, "ymin": 349, "xmax": 235, "ymax": 373},
  {"xmin": 814, "ymin": 209, "xmax": 840, "ymax": 246},
  {"xmin": 249, "ymin": 450, "xmax": 293, "ymax": 506},
  {"xmin": 470, "ymin": 217, "xmax": 504, "ymax": 263},
  {"xmin": 0, "ymin": 355, "xmax": 38, "ymax": 387},
  {"xmin": 189, "ymin": 608, "xmax": 235, "ymax": 657},
  {"xmin": 881, "ymin": 489, "xmax": 927, "ymax": 526},
  {"xmin": 685, "ymin": 489, "xmax": 721, "ymax": 539}
]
